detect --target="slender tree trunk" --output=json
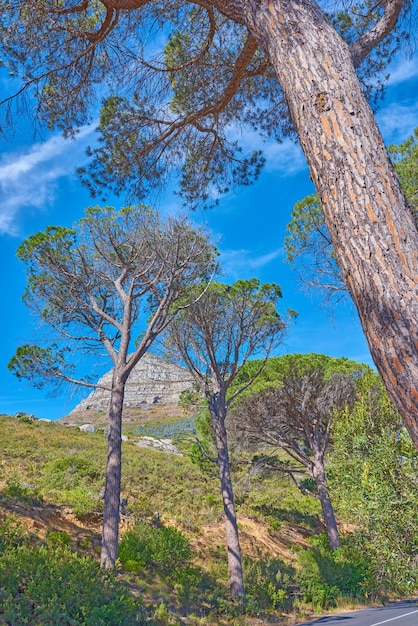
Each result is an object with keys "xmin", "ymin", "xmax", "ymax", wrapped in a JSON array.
[
  {"xmin": 211, "ymin": 406, "xmax": 245, "ymax": 598},
  {"xmin": 312, "ymin": 459, "xmax": 341, "ymax": 549},
  {"xmin": 100, "ymin": 372, "xmax": 126, "ymax": 568},
  {"xmin": 241, "ymin": 0, "xmax": 418, "ymax": 449}
]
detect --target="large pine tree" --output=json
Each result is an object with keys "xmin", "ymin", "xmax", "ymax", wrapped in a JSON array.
[{"xmin": 1, "ymin": 0, "xmax": 418, "ymax": 446}]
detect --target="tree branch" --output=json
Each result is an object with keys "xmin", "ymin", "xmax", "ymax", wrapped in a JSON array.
[
  {"xmin": 350, "ymin": 0, "xmax": 406, "ymax": 66},
  {"xmin": 193, "ymin": 434, "xmax": 218, "ymax": 464}
]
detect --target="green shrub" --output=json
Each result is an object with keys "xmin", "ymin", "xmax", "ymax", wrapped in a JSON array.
[
  {"xmin": 60, "ymin": 486, "xmax": 101, "ymax": 517},
  {"xmin": 119, "ymin": 521, "xmax": 191, "ymax": 577},
  {"xmin": 0, "ymin": 516, "xmax": 26, "ymax": 556},
  {"xmin": 42, "ymin": 455, "xmax": 101, "ymax": 490},
  {"xmin": 16, "ymin": 413, "xmax": 35, "ymax": 424},
  {"xmin": 40, "ymin": 455, "xmax": 103, "ymax": 516},
  {"xmin": 297, "ymin": 534, "xmax": 371, "ymax": 611},
  {"xmin": 0, "ymin": 521, "xmax": 144, "ymax": 625},
  {"xmin": 243, "ymin": 556, "xmax": 295, "ymax": 613},
  {"xmin": 345, "ymin": 530, "xmax": 418, "ymax": 597},
  {"xmin": 46, "ymin": 530, "xmax": 72, "ymax": 546},
  {"xmin": 1, "ymin": 479, "xmax": 42, "ymax": 505},
  {"xmin": 328, "ymin": 380, "xmax": 418, "ymax": 595}
]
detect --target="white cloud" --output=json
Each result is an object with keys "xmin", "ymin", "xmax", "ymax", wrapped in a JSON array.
[
  {"xmin": 263, "ymin": 138, "xmax": 307, "ymax": 175},
  {"xmin": 220, "ymin": 246, "xmax": 284, "ymax": 280},
  {"xmin": 387, "ymin": 57, "xmax": 418, "ymax": 86},
  {"xmin": 0, "ymin": 124, "xmax": 96, "ymax": 236},
  {"xmin": 377, "ymin": 101, "xmax": 418, "ymax": 143},
  {"xmin": 247, "ymin": 247, "xmax": 283, "ymax": 268},
  {"xmin": 228, "ymin": 123, "xmax": 308, "ymax": 178}
]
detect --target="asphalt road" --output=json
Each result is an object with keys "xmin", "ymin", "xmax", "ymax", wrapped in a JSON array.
[{"xmin": 299, "ymin": 599, "xmax": 418, "ymax": 626}]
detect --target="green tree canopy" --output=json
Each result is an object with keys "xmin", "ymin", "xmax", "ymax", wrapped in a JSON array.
[
  {"xmin": 166, "ymin": 278, "xmax": 293, "ymax": 597},
  {"xmin": 232, "ymin": 353, "xmax": 370, "ymax": 397},
  {"xmin": 0, "ymin": 1, "xmax": 406, "ymax": 204},
  {"xmin": 9, "ymin": 204, "xmax": 217, "ymax": 569}
]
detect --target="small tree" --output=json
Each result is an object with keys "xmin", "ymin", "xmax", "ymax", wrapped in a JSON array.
[
  {"xmin": 8, "ymin": 205, "xmax": 216, "ymax": 568},
  {"xmin": 166, "ymin": 279, "xmax": 292, "ymax": 597},
  {"xmin": 231, "ymin": 359, "xmax": 357, "ymax": 549}
]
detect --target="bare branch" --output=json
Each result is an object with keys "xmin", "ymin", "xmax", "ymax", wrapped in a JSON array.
[
  {"xmin": 192, "ymin": 434, "xmax": 218, "ymax": 465},
  {"xmin": 350, "ymin": 0, "xmax": 406, "ymax": 66}
]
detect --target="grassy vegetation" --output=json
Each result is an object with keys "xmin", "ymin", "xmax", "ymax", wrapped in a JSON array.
[{"xmin": 0, "ymin": 411, "xmax": 416, "ymax": 625}]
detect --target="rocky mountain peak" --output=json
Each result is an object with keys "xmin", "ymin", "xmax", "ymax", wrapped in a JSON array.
[{"xmin": 68, "ymin": 353, "xmax": 194, "ymax": 416}]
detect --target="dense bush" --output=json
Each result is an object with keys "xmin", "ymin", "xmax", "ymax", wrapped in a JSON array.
[
  {"xmin": 42, "ymin": 455, "xmax": 102, "ymax": 490},
  {"xmin": 119, "ymin": 521, "xmax": 191, "ymax": 576},
  {"xmin": 0, "ymin": 517, "xmax": 144, "ymax": 625},
  {"xmin": 296, "ymin": 534, "xmax": 371, "ymax": 611},
  {"xmin": 1, "ymin": 479, "xmax": 42, "ymax": 506},
  {"xmin": 119, "ymin": 521, "xmax": 208, "ymax": 605},
  {"xmin": 243, "ymin": 556, "xmax": 295, "ymax": 613},
  {"xmin": 41, "ymin": 455, "xmax": 103, "ymax": 516},
  {"xmin": 328, "ymin": 373, "xmax": 418, "ymax": 595}
]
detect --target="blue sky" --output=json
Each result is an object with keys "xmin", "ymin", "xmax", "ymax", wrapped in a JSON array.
[{"xmin": 1, "ymin": 54, "xmax": 417, "ymax": 420}]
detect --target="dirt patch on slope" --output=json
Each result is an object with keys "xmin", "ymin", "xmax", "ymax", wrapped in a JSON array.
[
  {"xmin": 0, "ymin": 499, "xmax": 102, "ymax": 552},
  {"xmin": 191, "ymin": 513, "xmax": 310, "ymax": 563}
]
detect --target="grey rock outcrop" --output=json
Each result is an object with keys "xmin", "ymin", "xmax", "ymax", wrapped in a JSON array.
[
  {"xmin": 79, "ymin": 424, "xmax": 96, "ymax": 433},
  {"xmin": 134, "ymin": 436, "xmax": 183, "ymax": 456},
  {"xmin": 70, "ymin": 353, "xmax": 194, "ymax": 414}
]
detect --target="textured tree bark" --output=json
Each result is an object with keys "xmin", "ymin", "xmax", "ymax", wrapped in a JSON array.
[
  {"xmin": 238, "ymin": 0, "xmax": 418, "ymax": 449},
  {"xmin": 211, "ymin": 406, "xmax": 245, "ymax": 598},
  {"xmin": 100, "ymin": 372, "xmax": 126, "ymax": 568},
  {"xmin": 312, "ymin": 459, "xmax": 341, "ymax": 549}
]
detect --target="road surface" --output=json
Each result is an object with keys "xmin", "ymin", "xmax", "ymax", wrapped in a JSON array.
[{"xmin": 299, "ymin": 599, "xmax": 418, "ymax": 626}]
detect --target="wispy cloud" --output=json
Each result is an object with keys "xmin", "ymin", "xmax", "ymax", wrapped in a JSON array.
[
  {"xmin": 263, "ymin": 138, "xmax": 307, "ymax": 175},
  {"xmin": 219, "ymin": 246, "xmax": 284, "ymax": 280},
  {"xmin": 229, "ymin": 123, "xmax": 308, "ymax": 178},
  {"xmin": 0, "ymin": 124, "xmax": 96, "ymax": 236},
  {"xmin": 377, "ymin": 101, "xmax": 418, "ymax": 143},
  {"xmin": 387, "ymin": 57, "xmax": 418, "ymax": 86}
]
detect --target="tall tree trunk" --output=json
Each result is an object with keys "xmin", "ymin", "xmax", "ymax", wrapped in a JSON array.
[
  {"xmin": 312, "ymin": 459, "xmax": 341, "ymax": 549},
  {"xmin": 241, "ymin": 0, "xmax": 418, "ymax": 449},
  {"xmin": 100, "ymin": 372, "xmax": 126, "ymax": 568},
  {"xmin": 211, "ymin": 408, "xmax": 245, "ymax": 598}
]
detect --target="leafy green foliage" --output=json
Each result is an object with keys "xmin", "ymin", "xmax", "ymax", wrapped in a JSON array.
[
  {"xmin": 8, "ymin": 344, "xmax": 73, "ymax": 389},
  {"xmin": 328, "ymin": 372, "xmax": 418, "ymax": 593},
  {"xmin": 0, "ymin": 518, "xmax": 144, "ymax": 625},
  {"xmin": 388, "ymin": 127, "xmax": 418, "ymax": 216},
  {"xmin": 119, "ymin": 521, "xmax": 191, "ymax": 576},
  {"xmin": 40, "ymin": 454, "xmax": 103, "ymax": 516},
  {"xmin": 297, "ymin": 534, "xmax": 371, "ymax": 611},
  {"xmin": 231, "ymin": 352, "xmax": 368, "ymax": 399},
  {"xmin": 243, "ymin": 556, "xmax": 295, "ymax": 613},
  {"xmin": 42, "ymin": 455, "xmax": 102, "ymax": 490},
  {"xmin": 178, "ymin": 385, "xmax": 202, "ymax": 412},
  {"xmin": 46, "ymin": 530, "xmax": 72, "ymax": 547},
  {"xmin": 1, "ymin": 479, "xmax": 42, "ymax": 506}
]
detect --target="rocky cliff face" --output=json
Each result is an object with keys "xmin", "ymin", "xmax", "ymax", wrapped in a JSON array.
[{"xmin": 69, "ymin": 353, "xmax": 194, "ymax": 414}]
